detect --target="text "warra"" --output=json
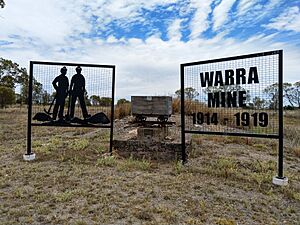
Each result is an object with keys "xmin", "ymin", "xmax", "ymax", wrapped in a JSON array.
[{"xmin": 200, "ymin": 67, "xmax": 259, "ymax": 87}]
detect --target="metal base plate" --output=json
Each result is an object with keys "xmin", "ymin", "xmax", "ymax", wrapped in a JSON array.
[
  {"xmin": 272, "ymin": 176, "xmax": 288, "ymax": 186},
  {"xmin": 23, "ymin": 153, "xmax": 36, "ymax": 161}
]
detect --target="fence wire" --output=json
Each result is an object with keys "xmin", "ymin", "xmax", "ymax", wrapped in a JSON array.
[
  {"xmin": 31, "ymin": 63, "xmax": 114, "ymax": 125},
  {"xmin": 183, "ymin": 52, "xmax": 280, "ymax": 136}
]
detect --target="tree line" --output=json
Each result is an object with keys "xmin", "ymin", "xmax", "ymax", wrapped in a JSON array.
[
  {"xmin": 0, "ymin": 58, "xmax": 299, "ymax": 109},
  {"xmin": 0, "ymin": 58, "xmax": 54, "ymax": 108},
  {"xmin": 175, "ymin": 81, "xmax": 300, "ymax": 109},
  {"xmin": 0, "ymin": 58, "xmax": 115, "ymax": 108},
  {"xmin": 0, "ymin": 58, "xmax": 30, "ymax": 108}
]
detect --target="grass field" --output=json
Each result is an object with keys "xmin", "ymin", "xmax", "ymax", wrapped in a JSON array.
[{"xmin": 0, "ymin": 107, "xmax": 299, "ymax": 224}]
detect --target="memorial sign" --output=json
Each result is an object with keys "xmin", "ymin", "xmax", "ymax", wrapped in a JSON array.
[
  {"xmin": 180, "ymin": 50, "xmax": 287, "ymax": 185},
  {"xmin": 24, "ymin": 61, "xmax": 115, "ymax": 160}
]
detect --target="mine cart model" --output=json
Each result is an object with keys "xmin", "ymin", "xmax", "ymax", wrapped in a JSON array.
[{"xmin": 131, "ymin": 96, "xmax": 172, "ymax": 122}]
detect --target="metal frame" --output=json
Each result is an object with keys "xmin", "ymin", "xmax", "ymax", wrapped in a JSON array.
[
  {"xmin": 180, "ymin": 50, "xmax": 285, "ymax": 180},
  {"xmin": 26, "ymin": 61, "xmax": 116, "ymax": 156}
]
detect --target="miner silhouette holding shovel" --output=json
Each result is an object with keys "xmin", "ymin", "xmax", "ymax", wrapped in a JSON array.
[
  {"xmin": 52, "ymin": 66, "xmax": 69, "ymax": 121},
  {"xmin": 69, "ymin": 66, "xmax": 90, "ymax": 120}
]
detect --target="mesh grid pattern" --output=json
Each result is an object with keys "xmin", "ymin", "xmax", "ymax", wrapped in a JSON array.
[
  {"xmin": 31, "ymin": 63, "xmax": 114, "ymax": 125},
  {"xmin": 183, "ymin": 53, "xmax": 279, "ymax": 136}
]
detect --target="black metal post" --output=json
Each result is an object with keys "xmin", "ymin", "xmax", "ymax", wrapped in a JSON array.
[
  {"xmin": 277, "ymin": 50, "xmax": 284, "ymax": 178},
  {"xmin": 109, "ymin": 66, "xmax": 116, "ymax": 154},
  {"xmin": 26, "ymin": 62, "xmax": 33, "ymax": 155},
  {"xmin": 180, "ymin": 64, "xmax": 187, "ymax": 164}
]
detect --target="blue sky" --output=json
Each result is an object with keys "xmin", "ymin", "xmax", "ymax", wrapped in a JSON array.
[{"xmin": 0, "ymin": 0, "xmax": 300, "ymax": 98}]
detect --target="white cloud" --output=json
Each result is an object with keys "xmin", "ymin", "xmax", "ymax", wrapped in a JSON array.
[
  {"xmin": 0, "ymin": 0, "xmax": 178, "ymax": 47},
  {"xmin": 0, "ymin": 0, "xmax": 91, "ymax": 46},
  {"xmin": 212, "ymin": 0, "xmax": 236, "ymax": 31},
  {"xmin": 106, "ymin": 35, "xmax": 119, "ymax": 43},
  {"xmin": 226, "ymin": 0, "xmax": 283, "ymax": 30},
  {"xmin": 90, "ymin": 0, "xmax": 178, "ymax": 31},
  {"xmin": 237, "ymin": 0, "xmax": 259, "ymax": 16},
  {"xmin": 189, "ymin": 0, "xmax": 213, "ymax": 39},
  {"xmin": 266, "ymin": 0, "xmax": 282, "ymax": 10},
  {"xmin": 167, "ymin": 19, "xmax": 182, "ymax": 41},
  {"xmin": 264, "ymin": 6, "xmax": 300, "ymax": 32},
  {"xmin": 255, "ymin": 0, "xmax": 283, "ymax": 19}
]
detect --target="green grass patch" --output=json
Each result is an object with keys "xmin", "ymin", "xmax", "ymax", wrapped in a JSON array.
[
  {"xmin": 216, "ymin": 218, "xmax": 236, "ymax": 225},
  {"xmin": 118, "ymin": 156, "xmax": 152, "ymax": 171},
  {"xmin": 97, "ymin": 156, "xmax": 117, "ymax": 167},
  {"xmin": 68, "ymin": 138, "xmax": 89, "ymax": 151},
  {"xmin": 54, "ymin": 189, "xmax": 83, "ymax": 203}
]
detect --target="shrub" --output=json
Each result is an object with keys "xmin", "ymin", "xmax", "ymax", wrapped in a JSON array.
[
  {"xmin": 0, "ymin": 86, "xmax": 15, "ymax": 108},
  {"xmin": 97, "ymin": 156, "xmax": 117, "ymax": 167},
  {"xmin": 115, "ymin": 103, "xmax": 131, "ymax": 119},
  {"xmin": 172, "ymin": 98, "xmax": 180, "ymax": 114},
  {"xmin": 117, "ymin": 98, "xmax": 130, "ymax": 106},
  {"xmin": 118, "ymin": 156, "xmax": 151, "ymax": 171}
]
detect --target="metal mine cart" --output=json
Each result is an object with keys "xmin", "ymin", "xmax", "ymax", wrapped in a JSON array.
[{"xmin": 131, "ymin": 96, "xmax": 172, "ymax": 122}]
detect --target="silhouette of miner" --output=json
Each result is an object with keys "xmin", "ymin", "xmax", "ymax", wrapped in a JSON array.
[
  {"xmin": 52, "ymin": 66, "xmax": 69, "ymax": 120},
  {"xmin": 69, "ymin": 66, "xmax": 90, "ymax": 119}
]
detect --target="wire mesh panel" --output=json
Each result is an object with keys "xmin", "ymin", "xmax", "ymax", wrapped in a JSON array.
[
  {"xmin": 180, "ymin": 50, "xmax": 286, "ymax": 180},
  {"xmin": 181, "ymin": 50, "xmax": 282, "ymax": 139},
  {"xmin": 30, "ymin": 62, "xmax": 115, "ymax": 127},
  {"xmin": 26, "ymin": 61, "xmax": 115, "ymax": 155}
]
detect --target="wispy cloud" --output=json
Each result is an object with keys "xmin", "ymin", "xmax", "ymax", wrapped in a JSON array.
[
  {"xmin": 212, "ymin": 0, "xmax": 236, "ymax": 31},
  {"xmin": 167, "ymin": 19, "xmax": 183, "ymax": 41},
  {"xmin": 264, "ymin": 6, "xmax": 300, "ymax": 32},
  {"xmin": 189, "ymin": 0, "xmax": 213, "ymax": 39},
  {"xmin": 237, "ymin": 0, "xmax": 259, "ymax": 16}
]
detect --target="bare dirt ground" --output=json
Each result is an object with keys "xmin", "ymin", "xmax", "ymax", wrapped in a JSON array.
[{"xmin": 0, "ymin": 108, "xmax": 299, "ymax": 225}]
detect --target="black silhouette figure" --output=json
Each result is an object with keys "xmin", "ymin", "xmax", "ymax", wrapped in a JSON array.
[
  {"xmin": 52, "ymin": 66, "xmax": 69, "ymax": 120},
  {"xmin": 69, "ymin": 66, "xmax": 90, "ymax": 119}
]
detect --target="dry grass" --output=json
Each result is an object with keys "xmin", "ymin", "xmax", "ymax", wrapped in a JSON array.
[
  {"xmin": 114, "ymin": 103, "xmax": 131, "ymax": 119},
  {"xmin": 284, "ymin": 110, "xmax": 300, "ymax": 158},
  {"xmin": 285, "ymin": 110, "xmax": 300, "ymax": 120},
  {"xmin": 0, "ymin": 107, "xmax": 300, "ymax": 224},
  {"xmin": 285, "ymin": 125, "xmax": 300, "ymax": 146},
  {"xmin": 292, "ymin": 147, "xmax": 300, "ymax": 158},
  {"xmin": 172, "ymin": 98, "xmax": 181, "ymax": 114}
]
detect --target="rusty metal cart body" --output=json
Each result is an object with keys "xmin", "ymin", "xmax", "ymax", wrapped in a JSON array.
[{"xmin": 131, "ymin": 96, "xmax": 172, "ymax": 122}]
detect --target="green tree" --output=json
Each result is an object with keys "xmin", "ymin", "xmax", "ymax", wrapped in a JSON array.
[
  {"xmin": 0, "ymin": 58, "xmax": 47, "ymax": 105},
  {"xmin": 90, "ymin": 95, "xmax": 101, "ymax": 105},
  {"xmin": 91, "ymin": 96, "xmax": 113, "ymax": 107},
  {"xmin": 0, "ymin": 58, "xmax": 30, "ymax": 104},
  {"xmin": 41, "ymin": 90, "xmax": 51, "ymax": 105},
  {"xmin": 0, "ymin": 86, "xmax": 15, "ymax": 108},
  {"xmin": 252, "ymin": 96, "xmax": 266, "ymax": 109},
  {"xmin": 264, "ymin": 83, "xmax": 279, "ymax": 110},
  {"xmin": 117, "ymin": 98, "xmax": 130, "ymax": 105},
  {"xmin": 265, "ymin": 82, "xmax": 300, "ymax": 109},
  {"xmin": 15, "ymin": 93, "xmax": 22, "ymax": 104},
  {"xmin": 32, "ymin": 79, "xmax": 43, "ymax": 104},
  {"xmin": 175, "ymin": 87, "xmax": 199, "ymax": 100},
  {"xmin": 99, "ymin": 97, "xmax": 112, "ymax": 106},
  {"xmin": 283, "ymin": 82, "xmax": 295, "ymax": 107},
  {"xmin": 18, "ymin": 69, "xmax": 29, "ymax": 104},
  {"xmin": 292, "ymin": 81, "xmax": 300, "ymax": 108},
  {"xmin": 84, "ymin": 92, "xmax": 91, "ymax": 106},
  {"xmin": 0, "ymin": 58, "xmax": 21, "ymax": 88}
]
